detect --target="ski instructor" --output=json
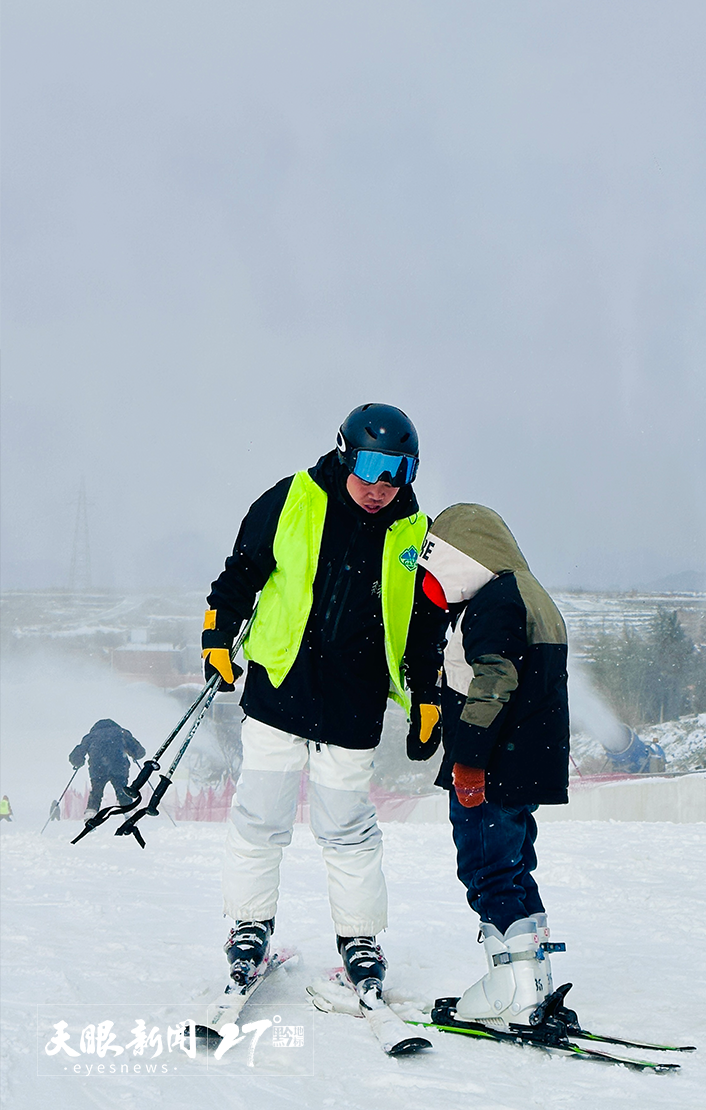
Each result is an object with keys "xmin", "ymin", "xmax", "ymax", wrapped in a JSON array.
[{"xmin": 202, "ymin": 404, "xmax": 443, "ymax": 991}]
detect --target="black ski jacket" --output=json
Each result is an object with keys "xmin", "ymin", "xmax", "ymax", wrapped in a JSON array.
[
  {"xmin": 436, "ymin": 572, "xmax": 569, "ymax": 806},
  {"xmin": 207, "ymin": 451, "xmax": 443, "ymax": 749},
  {"xmin": 70, "ymin": 720, "xmax": 145, "ymax": 775}
]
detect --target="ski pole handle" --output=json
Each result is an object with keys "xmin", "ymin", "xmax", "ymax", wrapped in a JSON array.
[
  {"xmin": 145, "ymin": 775, "xmax": 172, "ymax": 816},
  {"xmin": 114, "ymin": 774, "xmax": 172, "ymax": 842},
  {"xmin": 124, "ymin": 759, "xmax": 160, "ymax": 799}
]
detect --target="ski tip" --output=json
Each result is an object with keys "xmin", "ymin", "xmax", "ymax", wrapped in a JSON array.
[
  {"xmin": 306, "ymin": 989, "xmax": 335, "ymax": 1013},
  {"xmin": 193, "ymin": 1024, "xmax": 222, "ymax": 1048},
  {"xmin": 386, "ymin": 1036, "xmax": 433, "ymax": 1056}
]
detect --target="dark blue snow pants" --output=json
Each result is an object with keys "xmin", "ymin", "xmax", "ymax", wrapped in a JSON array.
[
  {"xmin": 449, "ymin": 788, "xmax": 545, "ymax": 935},
  {"xmin": 87, "ymin": 772, "xmax": 131, "ymax": 812}
]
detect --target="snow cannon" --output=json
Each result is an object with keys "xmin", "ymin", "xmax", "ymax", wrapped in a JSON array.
[{"xmin": 603, "ymin": 725, "xmax": 666, "ymax": 774}]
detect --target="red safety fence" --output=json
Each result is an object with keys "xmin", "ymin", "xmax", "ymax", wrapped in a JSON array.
[
  {"xmin": 172, "ymin": 779, "xmax": 237, "ymax": 821},
  {"xmin": 62, "ymin": 787, "xmax": 90, "ymax": 820},
  {"xmin": 61, "ymin": 777, "xmax": 421, "ymax": 822}
]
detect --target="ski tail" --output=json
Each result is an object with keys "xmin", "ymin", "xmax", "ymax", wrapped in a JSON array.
[
  {"xmin": 407, "ymin": 1014, "xmax": 681, "ymax": 1072},
  {"xmin": 575, "ymin": 1029, "xmax": 696, "ymax": 1053},
  {"xmin": 528, "ymin": 983, "xmax": 696, "ymax": 1054}
]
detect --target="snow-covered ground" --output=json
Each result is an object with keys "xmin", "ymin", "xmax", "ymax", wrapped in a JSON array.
[
  {"xmin": 2, "ymin": 816, "xmax": 705, "ymax": 1110},
  {"xmin": 2, "ymin": 638, "xmax": 705, "ymax": 1107}
]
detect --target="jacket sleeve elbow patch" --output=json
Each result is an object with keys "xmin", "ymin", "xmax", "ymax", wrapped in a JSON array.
[
  {"xmin": 460, "ymin": 654, "xmax": 519, "ymax": 729},
  {"xmin": 460, "ymin": 700, "xmax": 505, "ymax": 728}
]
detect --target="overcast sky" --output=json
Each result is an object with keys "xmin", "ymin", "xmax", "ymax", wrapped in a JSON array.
[{"xmin": 2, "ymin": 0, "xmax": 705, "ymax": 593}]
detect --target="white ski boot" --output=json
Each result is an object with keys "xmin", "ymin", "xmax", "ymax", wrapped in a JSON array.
[{"xmin": 455, "ymin": 916, "xmax": 551, "ymax": 1027}]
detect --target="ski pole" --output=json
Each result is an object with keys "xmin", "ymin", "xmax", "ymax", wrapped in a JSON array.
[
  {"xmin": 134, "ymin": 759, "xmax": 178, "ymax": 828},
  {"xmin": 40, "ymin": 767, "xmax": 81, "ymax": 834},
  {"xmin": 73, "ymin": 614, "xmax": 253, "ymax": 845},
  {"xmin": 70, "ymin": 677, "xmax": 222, "ymax": 843},
  {"xmin": 115, "ymin": 678, "xmax": 223, "ymax": 847},
  {"xmin": 125, "ymin": 757, "xmax": 178, "ymax": 825}
]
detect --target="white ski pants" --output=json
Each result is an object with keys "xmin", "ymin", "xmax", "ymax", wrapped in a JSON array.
[{"xmin": 223, "ymin": 717, "xmax": 387, "ymax": 936}]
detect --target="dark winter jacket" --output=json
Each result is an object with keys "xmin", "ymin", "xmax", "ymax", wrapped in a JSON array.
[
  {"xmin": 419, "ymin": 505, "xmax": 570, "ymax": 806},
  {"xmin": 207, "ymin": 451, "xmax": 443, "ymax": 748},
  {"xmin": 70, "ymin": 720, "xmax": 145, "ymax": 775}
]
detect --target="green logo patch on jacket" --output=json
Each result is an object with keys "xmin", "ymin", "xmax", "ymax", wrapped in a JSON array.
[{"xmin": 398, "ymin": 545, "xmax": 419, "ymax": 571}]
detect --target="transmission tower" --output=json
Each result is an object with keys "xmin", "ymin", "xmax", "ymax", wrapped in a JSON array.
[{"xmin": 68, "ymin": 478, "xmax": 92, "ymax": 592}]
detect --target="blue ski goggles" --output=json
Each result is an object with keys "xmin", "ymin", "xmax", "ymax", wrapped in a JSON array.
[{"xmin": 350, "ymin": 449, "xmax": 419, "ymax": 486}]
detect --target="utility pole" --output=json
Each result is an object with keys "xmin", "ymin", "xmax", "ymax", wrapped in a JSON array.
[{"xmin": 68, "ymin": 477, "xmax": 92, "ymax": 592}]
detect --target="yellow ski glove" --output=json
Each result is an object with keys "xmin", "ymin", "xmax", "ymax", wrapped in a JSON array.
[
  {"xmin": 201, "ymin": 610, "xmax": 243, "ymax": 690},
  {"xmin": 406, "ymin": 702, "xmax": 442, "ymax": 761}
]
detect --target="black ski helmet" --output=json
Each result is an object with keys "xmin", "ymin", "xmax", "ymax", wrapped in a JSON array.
[{"xmin": 336, "ymin": 403, "xmax": 419, "ymax": 484}]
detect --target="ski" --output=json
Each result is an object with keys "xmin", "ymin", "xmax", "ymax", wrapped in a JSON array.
[
  {"xmin": 306, "ymin": 974, "xmax": 689, "ymax": 1070},
  {"xmin": 379, "ymin": 980, "xmax": 694, "ymax": 1059},
  {"xmin": 421, "ymin": 998, "xmax": 682, "ymax": 1073},
  {"xmin": 193, "ymin": 947, "xmax": 297, "ymax": 1046},
  {"xmin": 307, "ymin": 970, "xmax": 432, "ymax": 1057}
]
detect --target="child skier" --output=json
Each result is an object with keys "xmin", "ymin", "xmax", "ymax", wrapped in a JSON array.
[{"xmin": 411, "ymin": 503, "xmax": 570, "ymax": 1027}]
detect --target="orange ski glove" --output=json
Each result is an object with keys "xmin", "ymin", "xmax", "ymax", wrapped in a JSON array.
[{"xmin": 452, "ymin": 764, "xmax": 486, "ymax": 808}]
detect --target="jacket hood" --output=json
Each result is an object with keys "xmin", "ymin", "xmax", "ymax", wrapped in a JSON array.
[
  {"xmin": 91, "ymin": 719, "xmax": 119, "ymax": 731},
  {"xmin": 423, "ymin": 503, "xmax": 566, "ymax": 646},
  {"xmin": 429, "ymin": 504, "xmax": 529, "ymax": 574}
]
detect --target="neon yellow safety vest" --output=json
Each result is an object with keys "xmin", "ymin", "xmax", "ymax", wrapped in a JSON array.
[{"xmin": 243, "ymin": 470, "xmax": 427, "ymax": 713}]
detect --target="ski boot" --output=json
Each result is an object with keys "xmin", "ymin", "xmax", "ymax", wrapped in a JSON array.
[
  {"xmin": 224, "ymin": 919, "xmax": 274, "ymax": 987},
  {"xmin": 455, "ymin": 916, "xmax": 552, "ymax": 1028},
  {"xmin": 83, "ymin": 808, "xmax": 97, "ymax": 820},
  {"xmin": 337, "ymin": 935, "xmax": 388, "ymax": 997}
]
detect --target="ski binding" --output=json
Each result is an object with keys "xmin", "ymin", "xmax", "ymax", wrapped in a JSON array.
[{"xmin": 419, "ymin": 985, "xmax": 690, "ymax": 1072}]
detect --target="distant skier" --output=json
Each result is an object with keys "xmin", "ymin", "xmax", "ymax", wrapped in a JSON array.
[
  {"xmin": 70, "ymin": 720, "xmax": 146, "ymax": 819},
  {"xmin": 412, "ymin": 503, "xmax": 570, "ymax": 1028},
  {"xmin": 0, "ymin": 795, "xmax": 13, "ymax": 822},
  {"xmin": 48, "ymin": 800, "xmax": 61, "ymax": 822}
]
